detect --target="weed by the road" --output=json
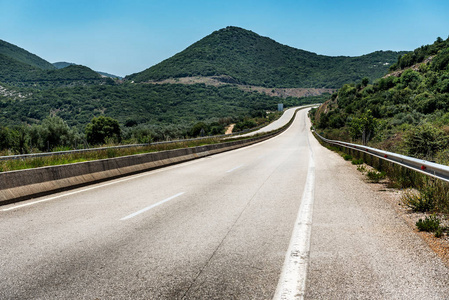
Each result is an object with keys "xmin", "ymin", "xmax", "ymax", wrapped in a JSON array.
[
  {"xmin": 401, "ymin": 188, "xmax": 435, "ymax": 212},
  {"xmin": 342, "ymin": 154, "xmax": 352, "ymax": 161},
  {"xmin": 351, "ymin": 158, "xmax": 364, "ymax": 165},
  {"xmin": 366, "ymin": 170, "xmax": 386, "ymax": 182},
  {"xmin": 416, "ymin": 214, "xmax": 441, "ymax": 233},
  {"xmin": 357, "ymin": 164, "xmax": 367, "ymax": 173}
]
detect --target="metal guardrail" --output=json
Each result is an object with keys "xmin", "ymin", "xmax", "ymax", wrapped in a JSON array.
[
  {"xmin": 313, "ymin": 130, "xmax": 449, "ymax": 183},
  {"xmin": 0, "ymin": 124, "xmax": 267, "ymax": 161}
]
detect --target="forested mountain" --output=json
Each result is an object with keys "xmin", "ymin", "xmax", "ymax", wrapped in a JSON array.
[
  {"xmin": 312, "ymin": 36, "xmax": 449, "ymax": 165},
  {"xmin": 127, "ymin": 26, "xmax": 406, "ymax": 88},
  {"xmin": 53, "ymin": 62, "xmax": 76, "ymax": 69},
  {"xmin": 0, "ymin": 53, "xmax": 112, "ymax": 88},
  {"xmin": 53, "ymin": 62, "xmax": 123, "ymax": 79},
  {"xmin": 0, "ymin": 39, "xmax": 55, "ymax": 70}
]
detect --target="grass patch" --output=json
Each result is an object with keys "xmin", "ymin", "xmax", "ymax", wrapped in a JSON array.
[{"xmin": 0, "ymin": 137, "xmax": 224, "ymax": 172}]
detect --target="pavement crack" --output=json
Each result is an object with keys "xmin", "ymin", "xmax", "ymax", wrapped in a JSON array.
[{"xmin": 180, "ymin": 162, "xmax": 285, "ymax": 299}]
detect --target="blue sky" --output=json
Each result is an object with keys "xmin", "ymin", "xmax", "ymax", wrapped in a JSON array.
[{"xmin": 1, "ymin": 0, "xmax": 449, "ymax": 77}]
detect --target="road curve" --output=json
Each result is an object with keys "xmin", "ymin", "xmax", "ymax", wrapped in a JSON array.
[{"xmin": 1, "ymin": 109, "xmax": 448, "ymax": 299}]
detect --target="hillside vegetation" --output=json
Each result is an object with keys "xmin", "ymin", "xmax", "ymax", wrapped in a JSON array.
[
  {"xmin": 0, "ymin": 40, "xmax": 112, "ymax": 88},
  {"xmin": 127, "ymin": 26, "xmax": 406, "ymax": 88},
  {"xmin": 312, "ymin": 36, "xmax": 449, "ymax": 165},
  {"xmin": 0, "ymin": 39, "xmax": 55, "ymax": 70}
]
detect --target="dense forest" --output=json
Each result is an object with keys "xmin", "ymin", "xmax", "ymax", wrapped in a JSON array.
[
  {"xmin": 1, "ymin": 82, "xmax": 323, "ymax": 128},
  {"xmin": 127, "ymin": 26, "xmax": 406, "ymax": 88},
  {"xmin": 0, "ymin": 81, "xmax": 327, "ymax": 153},
  {"xmin": 312, "ymin": 36, "xmax": 449, "ymax": 165}
]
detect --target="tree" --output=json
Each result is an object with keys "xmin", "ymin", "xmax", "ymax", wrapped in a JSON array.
[
  {"xmin": 350, "ymin": 110, "xmax": 378, "ymax": 145},
  {"xmin": 41, "ymin": 116, "xmax": 72, "ymax": 150},
  {"xmin": 0, "ymin": 127, "xmax": 11, "ymax": 150},
  {"xmin": 85, "ymin": 116, "xmax": 121, "ymax": 145},
  {"xmin": 190, "ymin": 122, "xmax": 209, "ymax": 137},
  {"xmin": 361, "ymin": 77, "xmax": 369, "ymax": 87}
]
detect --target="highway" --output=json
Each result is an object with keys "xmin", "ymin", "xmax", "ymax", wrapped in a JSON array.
[{"xmin": 1, "ymin": 108, "xmax": 449, "ymax": 299}]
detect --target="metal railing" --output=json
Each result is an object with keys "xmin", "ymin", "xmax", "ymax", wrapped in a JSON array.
[
  {"xmin": 0, "ymin": 124, "xmax": 267, "ymax": 161},
  {"xmin": 313, "ymin": 130, "xmax": 449, "ymax": 183}
]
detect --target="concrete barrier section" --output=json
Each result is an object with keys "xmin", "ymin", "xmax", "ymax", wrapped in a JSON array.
[{"xmin": 0, "ymin": 132, "xmax": 277, "ymax": 205}]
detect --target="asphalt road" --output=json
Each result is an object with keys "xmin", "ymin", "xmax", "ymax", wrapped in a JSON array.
[{"xmin": 1, "ymin": 109, "xmax": 448, "ymax": 299}]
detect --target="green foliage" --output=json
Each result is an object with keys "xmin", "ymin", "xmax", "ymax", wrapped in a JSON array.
[
  {"xmin": 0, "ymin": 83, "xmax": 318, "ymax": 131},
  {"xmin": 234, "ymin": 118, "xmax": 258, "ymax": 132},
  {"xmin": 416, "ymin": 214, "xmax": 441, "ymax": 232},
  {"xmin": 366, "ymin": 170, "xmax": 386, "ymax": 182},
  {"xmin": 315, "ymin": 35, "xmax": 449, "ymax": 169},
  {"xmin": 0, "ymin": 127, "xmax": 11, "ymax": 150},
  {"xmin": 29, "ymin": 116, "xmax": 80, "ymax": 151},
  {"xmin": 0, "ymin": 39, "xmax": 55, "ymax": 70},
  {"xmin": 390, "ymin": 36, "xmax": 449, "ymax": 71},
  {"xmin": 85, "ymin": 116, "xmax": 121, "ymax": 145},
  {"xmin": 431, "ymin": 47, "xmax": 449, "ymax": 71},
  {"xmin": 342, "ymin": 154, "xmax": 352, "ymax": 161},
  {"xmin": 349, "ymin": 110, "xmax": 378, "ymax": 145},
  {"xmin": 401, "ymin": 188, "xmax": 435, "ymax": 212},
  {"xmin": 351, "ymin": 158, "xmax": 364, "ymax": 165},
  {"xmin": 127, "ymin": 26, "xmax": 405, "ymax": 88},
  {"xmin": 404, "ymin": 124, "xmax": 448, "ymax": 159}
]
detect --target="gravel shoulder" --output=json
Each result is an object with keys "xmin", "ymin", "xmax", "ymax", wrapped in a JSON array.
[{"xmin": 306, "ymin": 132, "xmax": 449, "ymax": 299}]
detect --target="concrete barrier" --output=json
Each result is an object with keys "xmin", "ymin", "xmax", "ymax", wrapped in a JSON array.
[{"xmin": 0, "ymin": 132, "xmax": 278, "ymax": 205}]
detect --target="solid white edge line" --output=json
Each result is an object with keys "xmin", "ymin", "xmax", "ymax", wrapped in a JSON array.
[
  {"xmin": 2, "ymin": 110, "xmax": 304, "ymax": 212},
  {"xmin": 273, "ymin": 132, "xmax": 315, "ymax": 300},
  {"xmin": 120, "ymin": 192, "xmax": 184, "ymax": 221}
]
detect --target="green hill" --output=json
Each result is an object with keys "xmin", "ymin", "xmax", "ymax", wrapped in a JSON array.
[
  {"xmin": 0, "ymin": 39, "xmax": 55, "ymax": 70},
  {"xmin": 54, "ymin": 62, "xmax": 123, "ymax": 79},
  {"xmin": 312, "ymin": 36, "xmax": 449, "ymax": 164},
  {"xmin": 127, "ymin": 26, "xmax": 406, "ymax": 88},
  {"xmin": 53, "ymin": 62, "xmax": 76, "ymax": 69},
  {"xmin": 0, "ymin": 54, "xmax": 110, "ymax": 88}
]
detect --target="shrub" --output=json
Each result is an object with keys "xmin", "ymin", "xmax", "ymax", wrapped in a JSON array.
[
  {"xmin": 351, "ymin": 158, "xmax": 364, "ymax": 165},
  {"xmin": 401, "ymin": 189, "xmax": 434, "ymax": 212},
  {"xmin": 357, "ymin": 165, "xmax": 367, "ymax": 173},
  {"xmin": 366, "ymin": 170, "xmax": 386, "ymax": 182},
  {"xmin": 416, "ymin": 214, "xmax": 440, "ymax": 232},
  {"xmin": 342, "ymin": 154, "xmax": 352, "ymax": 161},
  {"xmin": 404, "ymin": 123, "xmax": 448, "ymax": 159}
]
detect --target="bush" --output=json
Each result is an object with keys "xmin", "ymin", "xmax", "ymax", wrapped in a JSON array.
[
  {"xmin": 401, "ymin": 189, "xmax": 435, "ymax": 212},
  {"xmin": 351, "ymin": 158, "xmax": 364, "ymax": 165},
  {"xmin": 342, "ymin": 154, "xmax": 352, "ymax": 161},
  {"xmin": 366, "ymin": 170, "xmax": 386, "ymax": 182},
  {"xmin": 404, "ymin": 123, "xmax": 448, "ymax": 159},
  {"xmin": 416, "ymin": 214, "xmax": 440, "ymax": 232}
]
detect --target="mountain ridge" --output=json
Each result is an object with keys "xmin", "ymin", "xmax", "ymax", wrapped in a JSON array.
[
  {"xmin": 0, "ymin": 39, "xmax": 55, "ymax": 70},
  {"xmin": 127, "ymin": 26, "xmax": 407, "ymax": 88}
]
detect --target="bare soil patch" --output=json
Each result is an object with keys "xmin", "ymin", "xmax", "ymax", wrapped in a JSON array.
[{"xmin": 144, "ymin": 76, "xmax": 335, "ymax": 98}]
